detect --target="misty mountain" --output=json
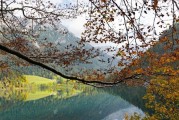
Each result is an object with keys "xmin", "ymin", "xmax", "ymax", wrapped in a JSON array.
[
  {"xmin": 149, "ymin": 23, "xmax": 179, "ymax": 54},
  {"xmin": 17, "ymin": 24, "xmax": 120, "ymax": 77},
  {"xmin": 135, "ymin": 23, "xmax": 179, "ymax": 69}
]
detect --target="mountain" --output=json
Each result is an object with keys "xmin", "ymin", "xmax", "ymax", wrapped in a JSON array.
[
  {"xmin": 149, "ymin": 23, "xmax": 179, "ymax": 54},
  {"xmin": 17, "ymin": 24, "xmax": 120, "ymax": 77},
  {"xmin": 131, "ymin": 23, "xmax": 179, "ymax": 70}
]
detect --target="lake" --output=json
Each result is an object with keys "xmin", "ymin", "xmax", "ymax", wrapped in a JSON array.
[{"xmin": 0, "ymin": 85, "xmax": 147, "ymax": 120}]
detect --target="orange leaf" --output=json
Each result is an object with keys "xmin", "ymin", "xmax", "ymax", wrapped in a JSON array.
[
  {"xmin": 153, "ymin": 0, "xmax": 158, "ymax": 10},
  {"xmin": 176, "ymin": 19, "xmax": 179, "ymax": 22},
  {"xmin": 135, "ymin": 68, "xmax": 143, "ymax": 74},
  {"xmin": 101, "ymin": 0, "xmax": 107, "ymax": 3}
]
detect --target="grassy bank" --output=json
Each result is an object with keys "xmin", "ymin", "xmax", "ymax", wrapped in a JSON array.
[
  {"xmin": 0, "ymin": 75, "xmax": 83, "ymax": 101},
  {"xmin": 24, "ymin": 75, "xmax": 56, "ymax": 85}
]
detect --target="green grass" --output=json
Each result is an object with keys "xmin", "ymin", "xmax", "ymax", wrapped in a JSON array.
[
  {"xmin": 0, "ymin": 75, "xmax": 82, "ymax": 101},
  {"xmin": 23, "ymin": 75, "xmax": 57, "ymax": 101},
  {"xmin": 25, "ymin": 90, "xmax": 57, "ymax": 101},
  {"xmin": 24, "ymin": 75, "xmax": 56, "ymax": 85}
]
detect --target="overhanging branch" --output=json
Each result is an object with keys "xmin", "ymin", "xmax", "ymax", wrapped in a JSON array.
[{"xmin": 0, "ymin": 44, "xmax": 131, "ymax": 85}]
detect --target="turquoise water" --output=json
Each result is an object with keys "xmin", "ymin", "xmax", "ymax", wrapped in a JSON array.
[{"xmin": 0, "ymin": 86, "xmax": 146, "ymax": 120}]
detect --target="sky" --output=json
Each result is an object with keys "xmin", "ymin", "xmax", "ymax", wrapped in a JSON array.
[
  {"xmin": 59, "ymin": 0, "xmax": 88, "ymax": 38},
  {"xmin": 11, "ymin": 0, "xmax": 87, "ymax": 38},
  {"xmin": 9, "ymin": 0, "xmax": 179, "ymax": 47},
  {"xmin": 60, "ymin": 0, "xmax": 179, "ymax": 49},
  {"xmin": 61, "ymin": 14, "xmax": 87, "ymax": 38},
  {"xmin": 59, "ymin": 0, "xmax": 178, "ymax": 37}
]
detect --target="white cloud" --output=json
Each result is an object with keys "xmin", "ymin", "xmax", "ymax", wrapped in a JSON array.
[
  {"xmin": 61, "ymin": 14, "xmax": 87, "ymax": 37},
  {"xmin": 49, "ymin": 0, "xmax": 63, "ymax": 4}
]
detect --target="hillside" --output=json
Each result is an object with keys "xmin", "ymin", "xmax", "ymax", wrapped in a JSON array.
[
  {"xmin": 16, "ymin": 24, "xmax": 119, "ymax": 77},
  {"xmin": 149, "ymin": 23, "xmax": 179, "ymax": 54},
  {"xmin": 133, "ymin": 23, "xmax": 179, "ymax": 69}
]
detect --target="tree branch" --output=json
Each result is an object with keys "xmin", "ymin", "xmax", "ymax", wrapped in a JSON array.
[{"xmin": 0, "ymin": 44, "xmax": 138, "ymax": 85}]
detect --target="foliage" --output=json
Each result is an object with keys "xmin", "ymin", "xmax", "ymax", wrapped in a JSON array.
[
  {"xmin": 125, "ymin": 34, "xmax": 179, "ymax": 119},
  {"xmin": 126, "ymin": 75, "xmax": 179, "ymax": 120},
  {"xmin": 124, "ymin": 112, "xmax": 144, "ymax": 120},
  {"xmin": 0, "ymin": 75, "xmax": 83, "ymax": 102},
  {"xmin": 0, "ymin": 2, "xmax": 179, "ymax": 119},
  {"xmin": 121, "ymin": 21, "xmax": 179, "ymax": 120},
  {"xmin": 0, "ymin": 70, "xmax": 27, "ymax": 88},
  {"xmin": 143, "ymin": 76, "xmax": 179, "ymax": 120},
  {"xmin": 0, "ymin": 89, "xmax": 28, "ymax": 102},
  {"xmin": 0, "ymin": 0, "xmax": 178, "ymax": 85}
]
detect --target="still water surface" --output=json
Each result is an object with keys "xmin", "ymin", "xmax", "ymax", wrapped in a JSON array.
[{"xmin": 0, "ymin": 85, "xmax": 146, "ymax": 120}]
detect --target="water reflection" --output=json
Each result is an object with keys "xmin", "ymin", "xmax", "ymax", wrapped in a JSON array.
[
  {"xmin": 0, "ymin": 85, "xmax": 145, "ymax": 120},
  {"xmin": 103, "ymin": 107, "xmax": 144, "ymax": 120}
]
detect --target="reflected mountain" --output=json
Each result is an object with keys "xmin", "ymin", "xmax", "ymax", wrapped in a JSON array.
[
  {"xmin": 102, "ymin": 85, "xmax": 150, "ymax": 113},
  {"xmin": 0, "ymin": 86, "xmax": 145, "ymax": 120}
]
